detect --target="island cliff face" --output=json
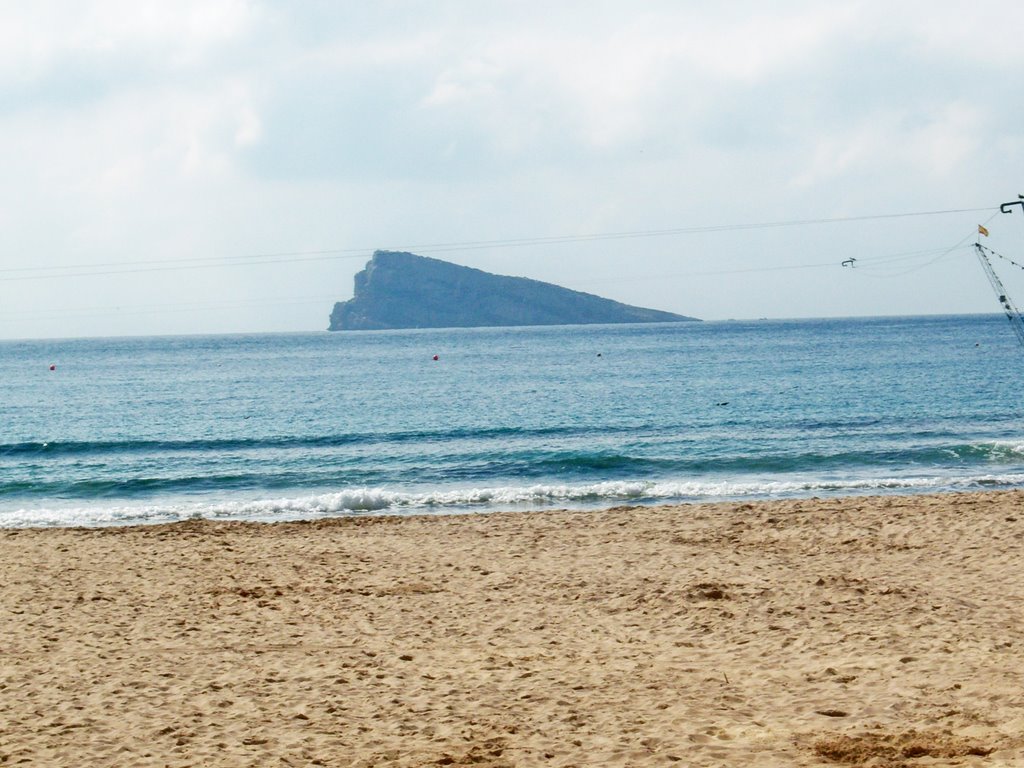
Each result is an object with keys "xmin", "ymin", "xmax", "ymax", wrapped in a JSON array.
[{"xmin": 328, "ymin": 251, "xmax": 698, "ymax": 331}]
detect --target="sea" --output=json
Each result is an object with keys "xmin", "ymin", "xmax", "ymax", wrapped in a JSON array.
[{"xmin": 2, "ymin": 314, "xmax": 1023, "ymax": 528}]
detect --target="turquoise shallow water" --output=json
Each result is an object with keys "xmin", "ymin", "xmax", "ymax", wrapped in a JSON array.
[{"xmin": 2, "ymin": 315, "xmax": 1023, "ymax": 527}]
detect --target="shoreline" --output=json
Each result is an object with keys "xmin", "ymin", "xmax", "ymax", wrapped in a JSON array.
[
  {"xmin": 3, "ymin": 489, "xmax": 1023, "ymax": 766},
  {"xmin": 7, "ymin": 483, "xmax": 1024, "ymax": 531}
]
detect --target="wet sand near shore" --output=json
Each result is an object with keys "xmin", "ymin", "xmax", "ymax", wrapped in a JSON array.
[{"xmin": 3, "ymin": 491, "xmax": 1024, "ymax": 766}]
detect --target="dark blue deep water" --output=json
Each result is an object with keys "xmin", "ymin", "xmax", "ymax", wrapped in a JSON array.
[{"xmin": 2, "ymin": 315, "xmax": 1023, "ymax": 527}]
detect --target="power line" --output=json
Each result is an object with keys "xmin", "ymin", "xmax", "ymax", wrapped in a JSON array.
[
  {"xmin": 402, "ymin": 206, "xmax": 994, "ymax": 254},
  {"xmin": 0, "ymin": 205, "xmax": 995, "ymax": 283},
  {"xmin": 0, "ymin": 294, "xmax": 340, "ymax": 321},
  {"xmin": 854, "ymin": 211, "xmax": 1004, "ymax": 279},
  {"xmin": 0, "ymin": 247, "xmax": 369, "ymax": 275},
  {"xmin": 0, "ymin": 239, "xmax": 986, "ymax": 321}
]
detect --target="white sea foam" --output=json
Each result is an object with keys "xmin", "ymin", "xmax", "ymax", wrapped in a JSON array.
[
  {"xmin": 5, "ymin": 472, "xmax": 1024, "ymax": 529},
  {"xmin": 985, "ymin": 440, "xmax": 1024, "ymax": 456}
]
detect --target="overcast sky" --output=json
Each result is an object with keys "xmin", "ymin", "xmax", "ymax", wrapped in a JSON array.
[{"xmin": 2, "ymin": 1, "xmax": 1024, "ymax": 339}]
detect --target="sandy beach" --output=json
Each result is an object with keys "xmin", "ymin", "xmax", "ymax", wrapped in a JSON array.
[{"xmin": 3, "ymin": 491, "xmax": 1024, "ymax": 767}]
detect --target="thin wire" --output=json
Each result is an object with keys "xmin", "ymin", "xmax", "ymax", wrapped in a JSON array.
[
  {"xmin": 0, "ymin": 252, "xmax": 369, "ymax": 282},
  {"xmin": 400, "ymin": 206, "xmax": 994, "ymax": 251},
  {"xmin": 979, "ymin": 242, "xmax": 1024, "ymax": 273},
  {"xmin": 854, "ymin": 212, "xmax": 1002, "ymax": 279},
  {"xmin": 576, "ymin": 242, "xmax": 979, "ymax": 286},
  {"xmin": 852, "ymin": 246, "xmax": 975, "ymax": 279},
  {"xmin": 853, "ymin": 246, "xmax": 967, "ymax": 268},
  {"xmin": 0, "ymin": 205, "xmax": 995, "ymax": 282},
  {"xmin": 1, "ymin": 243, "xmax": 979, "ymax": 318},
  {"xmin": 0, "ymin": 248, "xmax": 369, "ymax": 275},
  {"xmin": 0, "ymin": 294, "xmax": 341, "ymax": 320}
]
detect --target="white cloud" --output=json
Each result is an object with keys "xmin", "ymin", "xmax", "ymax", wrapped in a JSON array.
[
  {"xmin": 906, "ymin": 103, "xmax": 984, "ymax": 178},
  {"xmin": 791, "ymin": 100, "xmax": 987, "ymax": 190},
  {"xmin": 0, "ymin": 0, "xmax": 256, "ymax": 86}
]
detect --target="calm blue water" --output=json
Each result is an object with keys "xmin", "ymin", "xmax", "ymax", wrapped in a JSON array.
[{"xmin": 2, "ymin": 315, "xmax": 1023, "ymax": 527}]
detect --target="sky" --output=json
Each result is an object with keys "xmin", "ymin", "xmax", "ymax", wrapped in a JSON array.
[{"xmin": 3, "ymin": 0, "xmax": 1024, "ymax": 339}]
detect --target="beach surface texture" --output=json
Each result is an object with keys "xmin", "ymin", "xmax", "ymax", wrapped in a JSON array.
[{"xmin": 3, "ymin": 490, "xmax": 1023, "ymax": 767}]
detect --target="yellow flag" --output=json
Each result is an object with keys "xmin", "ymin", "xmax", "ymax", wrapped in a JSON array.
[{"xmin": 979, "ymin": 224, "xmax": 990, "ymax": 237}]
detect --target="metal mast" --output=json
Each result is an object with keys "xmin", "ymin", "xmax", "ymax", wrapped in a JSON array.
[{"xmin": 975, "ymin": 242, "xmax": 1024, "ymax": 348}]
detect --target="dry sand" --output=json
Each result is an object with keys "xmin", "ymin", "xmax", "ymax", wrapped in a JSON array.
[{"xmin": 3, "ymin": 491, "xmax": 1024, "ymax": 767}]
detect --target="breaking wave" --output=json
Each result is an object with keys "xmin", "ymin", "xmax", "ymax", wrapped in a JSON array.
[{"xmin": 5, "ymin": 472, "xmax": 1024, "ymax": 529}]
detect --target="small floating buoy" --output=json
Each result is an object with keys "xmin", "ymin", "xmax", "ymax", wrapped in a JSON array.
[
  {"xmin": 432, "ymin": 354, "xmax": 439, "ymax": 361},
  {"xmin": 49, "ymin": 364, "xmax": 56, "ymax": 371}
]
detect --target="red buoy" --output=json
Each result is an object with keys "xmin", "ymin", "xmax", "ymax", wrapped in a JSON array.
[
  {"xmin": 49, "ymin": 364, "xmax": 56, "ymax": 371},
  {"xmin": 432, "ymin": 355, "xmax": 439, "ymax": 361}
]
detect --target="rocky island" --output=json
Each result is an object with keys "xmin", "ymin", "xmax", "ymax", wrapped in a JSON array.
[{"xmin": 328, "ymin": 250, "xmax": 698, "ymax": 330}]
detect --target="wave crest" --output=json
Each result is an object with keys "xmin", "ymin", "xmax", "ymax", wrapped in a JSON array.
[{"xmin": 6, "ymin": 472, "xmax": 1024, "ymax": 528}]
